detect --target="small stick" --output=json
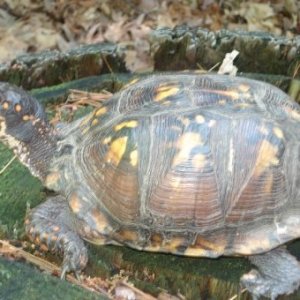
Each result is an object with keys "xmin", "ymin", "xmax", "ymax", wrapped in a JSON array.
[
  {"xmin": 228, "ymin": 288, "xmax": 247, "ymax": 300},
  {"xmin": 0, "ymin": 155, "xmax": 17, "ymax": 175}
]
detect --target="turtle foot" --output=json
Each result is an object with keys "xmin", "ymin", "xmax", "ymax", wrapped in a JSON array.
[
  {"xmin": 25, "ymin": 195, "xmax": 88, "ymax": 278},
  {"xmin": 241, "ymin": 247, "xmax": 300, "ymax": 300}
]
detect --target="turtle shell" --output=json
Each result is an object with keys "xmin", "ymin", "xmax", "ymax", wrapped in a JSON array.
[{"xmin": 51, "ymin": 74, "xmax": 300, "ymax": 258}]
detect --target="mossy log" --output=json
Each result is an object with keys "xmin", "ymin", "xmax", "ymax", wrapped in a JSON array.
[
  {"xmin": 0, "ymin": 27, "xmax": 299, "ymax": 92},
  {"xmin": 0, "ymin": 43, "xmax": 127, "ymax": 89},
  {"xmin": 151, "ymin": 26, "xmax": 300, "ymax": 78}
]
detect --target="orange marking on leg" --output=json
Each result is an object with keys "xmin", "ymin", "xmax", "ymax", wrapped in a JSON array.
[
  {"xmin": 69, "ymin": 193, "xmax": 82, "ymax": 214},
  {"xmin": 91, "ymin": 209, "xmax": 110, "ymax": 233}
]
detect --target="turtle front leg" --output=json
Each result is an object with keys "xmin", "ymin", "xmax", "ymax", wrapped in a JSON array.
[
  {"xmin": 25, "ymin": 195, "xmax": 88, "ymax": 279},
  {"xmin": 241, "ymin": 247, "xmax": 300, "ymax": 300}
]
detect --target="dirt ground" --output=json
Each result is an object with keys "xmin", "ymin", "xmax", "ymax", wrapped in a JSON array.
[{"xmin": 0, "ymin": 0, "xmax": 299, "ymax": 72}]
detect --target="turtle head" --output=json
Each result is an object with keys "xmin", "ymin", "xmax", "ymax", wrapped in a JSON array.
[
  {"xmin": 0, "ymin": 82, "xmax": 57, "ymax": 180},
  {"xmin": 0, "ymin": 82, "xmax": 47, "ymax": 144}
]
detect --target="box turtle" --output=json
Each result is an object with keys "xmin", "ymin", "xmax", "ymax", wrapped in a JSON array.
[{"xmin": 1, "ymin": 74, "xmax": 300, "ymax": 299}]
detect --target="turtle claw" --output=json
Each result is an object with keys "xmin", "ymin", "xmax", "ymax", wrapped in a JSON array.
[
  {"xmin": 25, "ymin": 196, "xmax": 89, "ymax": 280},
  {"xmin": 60, "ymin": 239, "xmax": 88, "ymax": 280},
  {"xmin": 60, "ymin": 264, "xmax": 81, "ymax": 281},
  {"xmin": 240, "ymin": 269, "xmax": 272, "ymax": 300}
]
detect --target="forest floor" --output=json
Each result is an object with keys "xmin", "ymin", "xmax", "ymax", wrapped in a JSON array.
[{"xmin": 0, "ymin": 0, "xmax": 299, "ymax": 72}]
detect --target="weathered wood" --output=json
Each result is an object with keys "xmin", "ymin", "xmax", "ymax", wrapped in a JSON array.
[
  {"xmin": 0, "ymin": 43, "xmax": 127, "ymax": 89},
  {"xmin": 151, "ymin": 26, "xmax": 300, "ymax": 77}
]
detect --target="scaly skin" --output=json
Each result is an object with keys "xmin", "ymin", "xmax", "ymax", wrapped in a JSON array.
[{"xmin": 25, "ymin": 196, "xmax": 88, "ymax": 279}]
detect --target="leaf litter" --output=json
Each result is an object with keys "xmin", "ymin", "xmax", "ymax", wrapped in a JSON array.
[{"xmin": 0, "ymin": 0, "xmax": 299, "ymax": 71}]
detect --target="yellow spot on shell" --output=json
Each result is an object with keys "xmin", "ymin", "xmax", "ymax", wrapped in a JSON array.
[
  {"xmin": 130, "ymin": 150, "xmax": 138, "ymax": 167},
  {"xmin": 23, "ymin": 115, "xmax": 30, "ymax": 121},
  {"xmin": 238, "ymin": 84, "xmax": 250, "ymax": 92},
  {"xmin": 236, "ymin": 103, "xmax": 251, "ymax": 109},
  {"xmin": 185, "ymin": 235, "xmax": 225, "ymax": 256},
  {"xmin": 254, "ymin": 140, "xmax": 280, "ymax": 176},
  {"xmin": 123, "ymin": 78, "xmax": 139, "ymax": 89},
  {"xmin": 117, "ymin": 229, "xmax": 138, "ymax": 242},
  {"xmin": 95, "ymin": 107, "xmax": 107, "ymax": 117},
  {"xmin": 103, "ymin": 136, "xmax": 112, "ymax": 144},
  {"xmin": 150, "ymin": 233, "xmax": 163, "ymax": 246},
  {"xmin": 193, "ymin": 153, "xmax": 206, "ymax": 169},
  {"xmin": 106, "ymin": 136, "xmax": 128, "ymax": 165},
  {"xmin": 80, "ymin": 114, "xmax": 93, "ymax": 126},
  {"xmin": 237, "ymin": 235, "xmax": 271, "ymax": 255},
  {"xmin": 81, "ymin": 127, "xmax": 90, "ymax": 135},
  {"xmin": 154, "ymin": 86, "xmax": 180, "ymax": 102},
  {"xmin": 173, "ymin": 133, "xmax": 203, "ymax": 167},
  {"xmin": 195, "ymin": 115, "xmax": 205, "ymax": 124},
  {"xmin": 184, "ymin": 247, "xmax": 208, "ymax": 256},
  {"xmin": 92, "ymin": 119, "xmax": 99, "ymax": 126},
  {"xmin": 170, "ymin": 177, "xmax": 181, "ymax": 188},
  {"xmin": 273, "ymin": 127, "xmax": 284, "ymax": 139},
  {"xmin": 264, "ymin": 173, "xmax": 273, "ymax": 194},
  {"xmin": 164, "ymin": 237, "xmax": 186, "ymax": 251},
  {"xmin": 69, "ymin": 193, "xmax": 82, "ymax": 214},
  {"xmin": 114, "ymin": 120, "xmax": 138, "ymax": 131},
  {"xmin": 211, "ymin": 89, "xmax": 240, "ymax": 100}
]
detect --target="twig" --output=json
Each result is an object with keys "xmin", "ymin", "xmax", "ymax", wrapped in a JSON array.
[
  {"xmin": 0, "ymin": 155, "xmax": 17, "ymax": 175},
  {"xmin": 293, "ymin": 62, "xmax": 300, "ymax": 79},
  {"xmin": 228, "ymin": 288, "xmax": 247, "ymax": 300},
  {"xmin": 102, "ymin": 54, "xmax": 114, "ymax": 75},
  {"xmin": 208, "ymin": 62, "xmax": 221, "ymax": 72}
]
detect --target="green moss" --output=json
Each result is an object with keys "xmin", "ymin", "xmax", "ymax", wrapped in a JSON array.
[
  {"xmin": 0, "ymin": 144, "xmax": 44, "ymax": 235},
  {"xmin": 0, "ymin": 257, "xmax": 106, "ymax": 300}
]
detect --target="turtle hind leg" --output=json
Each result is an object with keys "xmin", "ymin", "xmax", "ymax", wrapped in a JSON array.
[
  {"xmin": 241, "ymin": 247, "xmax": 300, "ymax": 300},
  {"xmin": 25, "ymin": 195, "xmax": 88, "ymax": 279}
]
